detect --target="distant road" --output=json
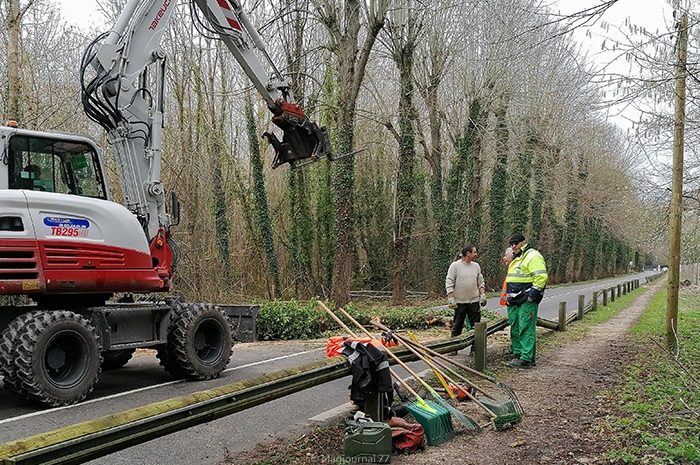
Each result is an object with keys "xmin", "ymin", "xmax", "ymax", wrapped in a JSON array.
[{"xmin": 490, "ymin": 271, "xmax": 657, "ymax": 322}]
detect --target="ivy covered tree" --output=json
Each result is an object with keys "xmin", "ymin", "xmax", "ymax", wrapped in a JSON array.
[
  {"xmin": 245, "ymin": 93, "xmax": 282, "ymax": 299},
  {"xmin": 485, "ymin": 92, "xmax": 510, "ymax": 287}
]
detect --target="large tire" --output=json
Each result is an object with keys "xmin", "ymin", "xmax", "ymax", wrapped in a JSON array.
[
  {"xmin": 101, "ymin": 348, "xmax": 135, "ymax": 370},
  {"xmin": 0, "ymin": 312, "xmax": 37, "ymax": 395},
  {"xmin": 162, "ymin": 303, "xmax": 232, "ymax": 380},
  {"xmin": 14, "ymin": 311, "xmax": 102, "ymax": 407}
]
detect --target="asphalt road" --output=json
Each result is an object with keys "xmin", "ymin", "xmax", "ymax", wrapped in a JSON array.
[{"xmin": 0, "ymin": 271, "xmax": 656, "ymax": 464}]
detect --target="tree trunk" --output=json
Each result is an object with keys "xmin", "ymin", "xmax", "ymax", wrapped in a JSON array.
[
  {"xmin": 390, "ymin": 26, "xmax": 419, "ymax": 305},
  {"xmin": 6, "ymin": 0, "xmax": 22, "ymax": 120},
  {"xmin": 319, "ymin": 0, "xmax": 388, "ymax": 307},
  {"xmin": 245, "ymin": 94, "xmax": 282, "ymax": 299},
  {"xmin": 485, "ymin": 93, "xmax": 510, "ymax": 288}
]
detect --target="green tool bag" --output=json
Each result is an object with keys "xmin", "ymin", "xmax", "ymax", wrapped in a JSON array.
[{"xmin": 343, "ymin": 418, "xmax": 392, "ymax": 463}]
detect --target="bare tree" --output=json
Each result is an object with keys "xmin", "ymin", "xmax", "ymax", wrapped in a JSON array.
[{"xmin": 312, "ymin": 0, "xmax": 389, "ymax": 306}]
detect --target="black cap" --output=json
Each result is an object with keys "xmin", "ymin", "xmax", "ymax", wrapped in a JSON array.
[{"xmin": 509, "ymin": 234, "xmax": 526, "ymax": 245}]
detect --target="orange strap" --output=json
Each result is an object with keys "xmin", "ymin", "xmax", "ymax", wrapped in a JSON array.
[{"xmin": 499, "ymin": 279, "xmax": 508, "ymax": 306}]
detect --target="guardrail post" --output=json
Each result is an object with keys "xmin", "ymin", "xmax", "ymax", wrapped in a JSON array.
[
  {"xmin": 473, "ymin": 322, "xmax": 487, "ymax": 372},
  {"xmin": 622, "ymin": 282, "xmax": 627, "ymax": 295},
  {"xmin": 602, "ymin": 288, "xmax": 608, "ymax": 306},
  {"xmin": 578, "ymin": 295, "xmax": 585, "ymax": 320},
  {"xmin": 558, "ymin": 301, "xmax": 567, "ymax": 331},
  {"xmin": 617, "ymin": 283, "xmax": 622, "ymax": 297},
  {"xmin": 610, "ymin": 286, "xmax": 616, "ymax": 302},
  {"xmin": 592, "ymin": 291, "xmax": 598, "ymax": 311}
]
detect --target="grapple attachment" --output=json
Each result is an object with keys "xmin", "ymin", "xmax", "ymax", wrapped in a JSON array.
[{"xmin": 264, "ymin": 100, "xmax": 332, "ymax": 169}]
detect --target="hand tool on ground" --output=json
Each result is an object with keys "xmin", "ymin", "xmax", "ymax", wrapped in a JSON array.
[
  {"xmin": 329, "ymin": 304, "xmax": 481, "ymax": 432},
  {"xmin": 406, "ymin": 331, "xmax": 455, "ymax": 400},
  {"xmin": 317, "ymin": 301, "xmax": 455, "ymax": 443},
  {"xmin": 394, "ymin": 330, "xmax": 524, "ymax": 415},
  {"xmin": 378, "ymin": 324, "xmax": 521, "ymax": 430}
]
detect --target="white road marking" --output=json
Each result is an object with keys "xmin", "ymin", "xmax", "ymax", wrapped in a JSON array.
[{"xmin": 0, "ymin": 347, "xmax": 323, "ymax": 426}]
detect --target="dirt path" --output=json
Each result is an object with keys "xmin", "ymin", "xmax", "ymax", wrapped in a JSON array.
[{"xmin": 391, "ymin": 282, "xmax": 662, "ymax": 465}]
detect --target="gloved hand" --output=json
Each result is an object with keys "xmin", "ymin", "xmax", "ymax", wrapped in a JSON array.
[
  {"xmin": 448, "ymin": 297, "xmax": 456, "ymax": 309},
  {"xmin": 527, "ymin": 287, "xmax": 542, "ymax": 301},
  {"xmin": 479, "ymin": 293, "xmax": 487, "ymax": 307}
]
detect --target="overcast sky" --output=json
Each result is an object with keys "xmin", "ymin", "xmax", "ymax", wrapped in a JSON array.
[{"xmin": 55, "ymin": 0, "xmax": 675, "ymax": 129}]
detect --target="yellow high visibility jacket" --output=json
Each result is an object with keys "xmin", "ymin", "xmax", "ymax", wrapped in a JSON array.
[{"xmin": 505, "ymin": 244, "xmax": 548, "ymax": 297}]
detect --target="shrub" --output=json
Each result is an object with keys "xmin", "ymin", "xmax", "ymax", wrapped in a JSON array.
[{"xmin": 256, "ymin": 300, "xmax": 457, "ymax": 340}]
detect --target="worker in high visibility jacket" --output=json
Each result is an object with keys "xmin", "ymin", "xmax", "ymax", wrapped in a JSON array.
[{"xmin": 505, "ymin": 233, "xmax": 548, "ymax": 368}]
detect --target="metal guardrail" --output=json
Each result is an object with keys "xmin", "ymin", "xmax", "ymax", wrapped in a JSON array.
[{"xmin": 0, "ymin": 321, "xmax": 507, "ymax": 465}]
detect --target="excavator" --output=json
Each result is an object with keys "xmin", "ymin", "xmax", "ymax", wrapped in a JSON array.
[{"xmin": 0, "ymin": 0, "xmax": 330, "ymax": 406}]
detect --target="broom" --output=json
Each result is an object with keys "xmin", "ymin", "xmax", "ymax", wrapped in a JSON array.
[
  {"xmin": 375, "ymin": 324, "xmax": 522, "ymax": 430},
  {"xmin": 396, "ymin": 332, "xmax": 524, "ymax": 415},
  {"xmin": 372, "ymin": 321, "xmax": 521, "ymax": 430},
  {"xmin": 328, "ymin": 304, "xmax": 481, "ymax": 432},
  {"xmin": 406, "ymin": 331, "xmax": 456, "ymax": 400},
  {"xmin": 316, "ymin": 302, "xmax": 455, "ymax": 443}
]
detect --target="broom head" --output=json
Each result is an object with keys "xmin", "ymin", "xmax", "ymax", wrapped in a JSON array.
[{"xmin": 405, "ymin": 400, "xmax": 455, "ymax": 446}]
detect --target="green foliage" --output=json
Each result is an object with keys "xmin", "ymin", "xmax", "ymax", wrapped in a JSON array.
[
  {"xmin": 287, "ymin": 170, "xmax": 314, "ymax": 296},
  {"xmin": 508, "ymin": 130, "xmax": 535, "ymax": 236},
  {"xmin": 212, "ymin": 161, "xmax": 232, "ymax": 286},
  {"xmin": 529, "ymin": 153, "xmax": 545, "ymax": 245},
  {"xmin": 256, "ymin": 300, "xmax": 328, "ymax": 340},
  {"xmin": 485, "ymin": 96, "xmax": 509, "ymax": 287},
  {"xmin": 557, "ymin": 157, "xmax": 581, "ymax": 282},
  {"xmin": 256, "ymin": 301, "xmax": 456, "ymax": 340},
  {"xmin": 245, "ymin": 93, "xmax": 281, "ymax": 298},
  {"xmin": 601, "ymin": 288, "xmax": 700, "ymax": 464},
  {"xmin": 442, "ymin": 97, "xmax": 482, "ymax": 280},
  {"xmin": 391, "ymin": 43, "xmax": 421, "ymax": 301},
  {"xmin": 310, "ymin": 66, "xmax": 339, "ymax": 296},
  {"xmin": 344, "ymin": 303, "xmax": 447, "ymax": 331},
  {"xmin": 355, "ymin": 162, "xmax": 392, "ymax": 290}
]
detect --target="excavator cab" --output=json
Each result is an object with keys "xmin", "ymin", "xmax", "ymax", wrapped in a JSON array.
[
  {"xmin": 264, "ymin": 100, "xmax": 332, "ymax": 169},
  {"xmin": 1, "ymin": 126, "xmax": 108, "ymax": 199}
]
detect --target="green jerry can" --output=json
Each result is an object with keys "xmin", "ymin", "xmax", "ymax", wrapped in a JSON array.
[{"xmin": 343, "ymin": 420, "xmax": 392, "ymax": 463}]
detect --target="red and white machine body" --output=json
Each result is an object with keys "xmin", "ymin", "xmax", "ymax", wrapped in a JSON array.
[{"xmin": 0, "ymin": 127, "xmax": 169, "ymax": 298}]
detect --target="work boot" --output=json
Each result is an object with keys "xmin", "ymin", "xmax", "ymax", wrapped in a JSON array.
[
  {"xmin": 507, "ymin": 358, "xmax": 535, "ymax": 368},
  {"xmin": 505, "ymin": 352, "xmax": 520, "ymax": 360}
]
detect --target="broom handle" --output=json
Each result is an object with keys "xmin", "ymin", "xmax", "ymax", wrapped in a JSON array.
[
  {"xmin": 316, "ymin": 301, "xmax": 423, "ymax": 401},
  {"xmin": 331, "ymin": 305, "xmax": 440, "ymax": 396},
  {"xmin": 373, "ymin": 321, "xmax": 496, "ymax": 400},
  {"xmin": 371, "ymin": 324, "xmax": 497, "ymax": 419},
  {"xmin": 381, "ymin": 325, "xmax": 499, "ymax": 384}
]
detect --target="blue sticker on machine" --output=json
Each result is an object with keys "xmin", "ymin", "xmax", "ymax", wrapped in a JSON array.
[{"xmin": 43, "ymin": 217, "xmax": 90, "ymax": 229}]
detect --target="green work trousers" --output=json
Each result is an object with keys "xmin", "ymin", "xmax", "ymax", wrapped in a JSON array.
[{"xmin": 507, "ymin": 300, "xmax": 539, "ymax": 362}]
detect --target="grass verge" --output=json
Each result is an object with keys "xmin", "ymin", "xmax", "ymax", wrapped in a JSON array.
[{"xmin": 598, "ymin": 286, "xmax": 700, "ymax": 464}]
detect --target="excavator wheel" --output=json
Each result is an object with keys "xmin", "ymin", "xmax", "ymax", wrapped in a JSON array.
[
  {"xmin": 161, "ymin": 303, "xmax": 233, "ymax": 380},
  {"xmin": 0, "ymin": 312, "xmax": 38, "ymax": 396},
  {"xmin": 14, "ymin": 311, "xmax": 102, "ymax": 407},
  {"xmin": 101, "ymin": 348, "xmax": 136, "ymax": 370}
]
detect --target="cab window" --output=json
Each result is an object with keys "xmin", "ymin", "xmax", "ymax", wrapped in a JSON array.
[{"xmin": 8, "ymin": 135, "xmax": 106, "ymax": 199}]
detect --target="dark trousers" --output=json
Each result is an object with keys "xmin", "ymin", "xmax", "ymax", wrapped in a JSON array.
[{"xmin": 451, "ymin": 302, "xmax": 481, "ymax": 337}]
